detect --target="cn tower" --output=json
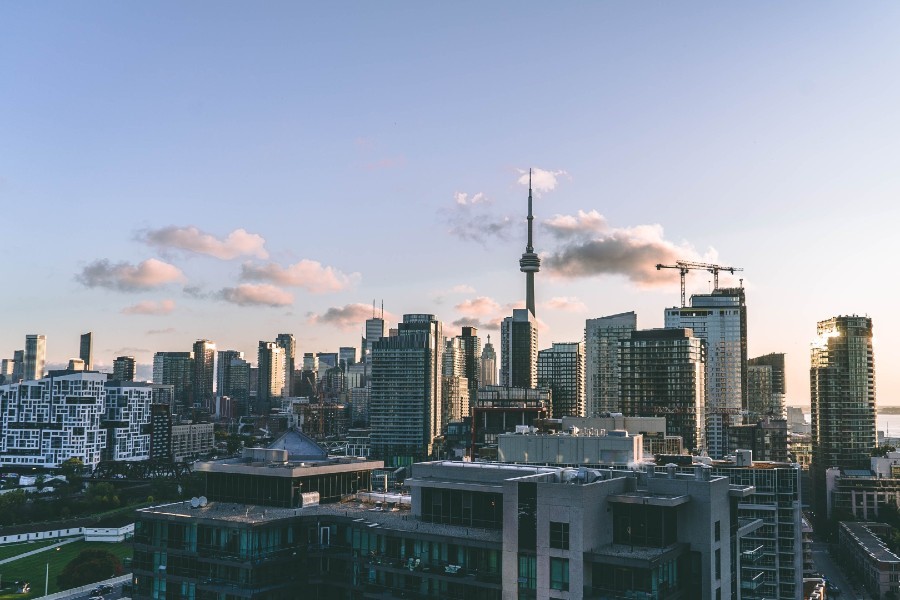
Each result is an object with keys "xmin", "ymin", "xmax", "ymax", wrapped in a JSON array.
[{"xmin": 518, "ymin": 169, "xmax": 540, "ymax": 316}]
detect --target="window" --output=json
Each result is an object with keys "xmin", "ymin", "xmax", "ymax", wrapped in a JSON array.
[
  {"xmin": 715, "ymin": 549, "xmax": 721, "ymax": 580},
  {"xmin": 550, "ymin": 557, "xmax": 569, "ymax": 591},
  {"xmin": 518, "ymin": 554, "xmax": 536, "ymax": 590},
  {"xmin": 550, "ymin": 521, "xmax": 569, "ymax": 550},
  {"xmin": 715, "ymin": 520, "xmax": 720, "ymax": 542}
]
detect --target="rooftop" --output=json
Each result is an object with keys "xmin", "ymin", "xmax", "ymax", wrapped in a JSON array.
[
  {"xmin": 841, "ymin": 521, "xmax": 900, "ymax": 564},
  {"xmin": 139, "ymin": 501, "xmax": 302, "ymax": 524}
]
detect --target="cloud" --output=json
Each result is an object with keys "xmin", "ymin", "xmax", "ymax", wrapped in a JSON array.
[
  {"xmin": 147, "ymin": 327, "xmax": 176, "ymax": 335},
  {"xmin": 218, "ymin": 284, "xmax": 294, "ymax": 307},
  {"xmin": 454, "ymin": 192, "xmax": 488, "ymax": 206},
  {"xmin": 121, "ymin": 299, "xmax": 176, "ymax": 315},
  {"xmin": 543, "ymin": 296, "xmax": 587, "ymax": 312},
  {"xmin": 77, "ymin": 258, "xmax": 186, "ymax": 292},
  {"xmin": 239, "ymin": 259, "xmax": 358, "ymax": 293},
  {"xmin": 139, "ymin": 226, "xmax": 268, "ymax": 260},
  {"xmin": 452, "ymin": 317, "xmax": 502, "ymax": 331},
  {"xmin": 542, "ymin": 212, "xmax": 715, "ymax": 286},
  {"xmin": 455, "ymin": 296, "xmax": 502, "ymax": 318},
  {"xmin": 517, "ymin": 167, "xmax": 568, "ymax": 193},
  {"xmin": 308, "ymin": 303, "xmax": 396, "ymax": 330}
]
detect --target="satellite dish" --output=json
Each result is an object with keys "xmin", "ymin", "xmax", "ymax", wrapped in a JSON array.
[
  {"xmin": 199, "ymin": 496, "xmax": 208, "ymax": 507},
  {"xmin": 190, "ymin": 497, "xmax": 200, "ymax": 509}
]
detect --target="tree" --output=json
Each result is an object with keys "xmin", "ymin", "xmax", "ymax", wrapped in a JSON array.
[
  {"xmin": 59, "ymin": 457, "xmax": 85, "ymax": 489},
  {"xmin": 872, "ymin": 445, "xmax": 897, "ymax": 457},
  {"xmin": 57, "ymin": 549, "xmax": 123, "ymax": 589},
  {"xmin": 35, "ymin": 473, "xmax": 47, "ymax": 492}
]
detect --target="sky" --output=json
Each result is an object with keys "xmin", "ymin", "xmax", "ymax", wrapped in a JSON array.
[{"xmin": 2, "ymin": 2, "xmax": 899, "ymax": 405}]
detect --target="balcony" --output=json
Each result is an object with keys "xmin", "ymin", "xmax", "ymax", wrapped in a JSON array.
[{"xmin": 741, "ymin": 571, "xmax": 766, "ymax": 592}]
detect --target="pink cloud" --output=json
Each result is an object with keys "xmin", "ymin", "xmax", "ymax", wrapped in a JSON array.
[
  {"xmin": 455, "ymin": 296, "xmax": 502, "ymax": 318},
  {"xmin": 77, "ymin": 258, "xmax": 186, "ymax": 292},
  {"xmin": 218, "ymin": 284, "xmax": 293, "ymax": 307},
  {"xmin": 308, "ymin": 303, "xmax": 397, "ymax": 330},
  {"xmin": 121, "ymin": 299, "xmax": 176, "ymax": 315},
  {"xmin": 140, "ymin": 226, "xmax": 268, "ymax": 260},
  {"xmin": 240, "ymin": 259, "xmax": 358, "ymax": 293}
]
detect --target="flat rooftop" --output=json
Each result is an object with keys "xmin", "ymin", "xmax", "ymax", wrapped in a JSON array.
[
  {"xmin": 195, "ymin": 455, "xmax": 384, "ymax": 478},
  {"xmin": 138, "ymin": 501, "xmax": 302, "ymax": 525},
  {"xmin": 841, "ymin": 522, "xmax": 900, "ymax": 565}
]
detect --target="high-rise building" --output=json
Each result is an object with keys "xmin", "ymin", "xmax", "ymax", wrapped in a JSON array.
[
  {"xmin": 443, "ymin": 337, "xmax": 463, "ymax": 377},
  {"xmin": 480, "ymin": 334, "xmax": 497, "ymax": 386},
  {"xmin": 811, "ymin": 315, "xmax": 876, "ymax": 513},
  {"xmin": 537, "ymin": 342, "xmax": 585, "ymax": 418},
  {"xmin": 747, "ymin": 352, "xmax": 786, "ymax": 419},
  {"xmin": 79, "ymin": 332, "xmax": 93, "ymax": 371},
  {"xmin": 619, "ymin": 328, "xmax": 706, "ymax": 454},
  {"xmin": 226, "ymin": 356, "xmax": 251, "ymax": 416},
  {"xmin": 257, "ymin": 342, "xmax": 285, "ymax": 414},
  {"xmin": 370, "ymin": 314, "xmax": 443, "ymax": 465},
  {"xmin": 275, "ymin": 333, "xmax": 296, "ymax": 398},
  {"xmin": 500, "ymin": 309, "xmax": 538, "ymax": 388},
  {"xmin": 302, "ymin": 352, "xmax": 319, "ymax": 372},
  {"xmin": 0, "ymin": 359, "xmax": 14, "ymax": 385},
  {"xmin": 665, "ymin": 288, "xmax": 747, "ymax": 459},
  {"xmin": 457, "ymin": 326, "xmax": 480, "ymax": 408},
  {"xmin": 103, "ymin": 381, "xmax": 153, "ymax": 461},
  {"xmin": 316, "ymin": 352, "xmax": 338, "ymax": 371},
  {"xmin": 10, "ymin": 350, "xmax": 24, "ymax": 383},
  {"xmin": 584, "ymin": 311, "xmax": 637, "ymax": 416},
  {"xmin": 215, "ymin": 350, "xmax": 243, "ymax": 398},
  {"xmin": 339, "ymin": 346, "xmax": 356, "ymax": 370},
  {"xmin": 363, "ymin": 307, "xmax": 385, "ymax": 363},
  {"xmin": 192, "ymin": 339, "xmax": 216, "ymax": 411},
  {"xmin": 152, "ymin": 352, "xmax": 193, "ymax": 411},
  {"xmin": 23, "ymin": 334, "xmax": 46, "ymax": 381},
  {"xmin": 113, "ymin": 356, "xmax": 137, "ymax": 381},
  {"xmin": 518, "ymin": 169, "xmax": 540, "ymax": 317}
]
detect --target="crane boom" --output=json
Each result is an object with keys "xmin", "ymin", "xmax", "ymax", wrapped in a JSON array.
[{"xmin": 655, "ymin": 260, "xmax": 744, "ymax": 307}]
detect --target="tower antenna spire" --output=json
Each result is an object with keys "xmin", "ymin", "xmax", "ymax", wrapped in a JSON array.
[{"xmin": 519, "ymin": 167, "xmax": 541, "ymax": 316}]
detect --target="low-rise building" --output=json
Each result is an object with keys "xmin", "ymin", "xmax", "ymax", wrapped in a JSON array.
[
  {"xmin": 497, "ymin": 428, "xmax": 642, "ymax": 466},
  {"xmin": 839, "ymin": 521, "xmax": 900, "ymax": 599}
]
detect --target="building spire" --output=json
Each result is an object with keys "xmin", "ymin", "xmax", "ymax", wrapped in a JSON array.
[{"xmin": 519, "ymin": 167, "xmax": 541, "ymax": 317}]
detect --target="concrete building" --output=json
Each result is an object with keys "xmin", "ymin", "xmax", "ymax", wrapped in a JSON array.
[
  {"xmin": 0, "ymin": 370, "xmax": 106, "ymax": 469},
  {"xmin": 584, "ymin": 311, "xmax": 637, "ymax": 416},
  {"xmin": 102, "ymin": 380, "xmax": 153, "ymax": 461},
  {"xmin": 23, "ymin": 333, "xmax": 46, "ymax": 381},
  {"xmin": 480, "ymin": 334, "xmax": 498, "ymax": 386},
  {"xmin": 79, "ymin": 331, "xmax": 93, "ymax": 371},
  {"xmin": 500, "ymin": 308, "xmax": 538, "ymax": 389},
  {"xmin": 839, "ymin": 522, "xmax": 900, "ymax": 599},
  {"xmin": 562, "ymin": 415, "xmax": 684, "ymax": 457},
  {"xmin": 811, "ymin": 315, "xmax": 876, "ymax": 516},
  {"xmin": 170, "ymin": 422, "xmax": 214, "ymax": 462},
  {"xmin": 112, "ymin": 355, "xmax": 136, "ymax": 381},
  {"xmin": 665, "ymin": 288, "xmax": 747, "ymax": 459},
  {"xmin": 619, "ymin": 328, "xmax": 706, "ymax": 454},
  {"xmin": 747, "ymin": 352, "xmax": 786, "ymax": 420},
  {"xmin": 370, "ymin": 314, "xmax": 443, "ymax": 465},
  {"xmin": 537, "ymin": 341, "xmax": 585, "ymax": 418},
  {"xmin": 498, "ymin": 428, "xmax": 642, "ymax": 465}
]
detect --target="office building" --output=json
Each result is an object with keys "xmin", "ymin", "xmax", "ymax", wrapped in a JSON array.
[
  {"xmin": 619, "ymin": 328, "xmax": 706, "ymax": 454},
  {"xmin": 0, "ymin": 370, "xmax": 107, "ymax": 469},
  {"xmin": 79, "ymin": 331, "xmax": 93, "ymax": 371},
  {"xmin": 537, "ymin": 341, "xmax": 585, "ymax": 418},
  {"xmin": 500, "ymin": 309, "xmax": 538, "ymax": 389},
  {"xmin": 369, "ymin": 314, "xmax": 443, "ymax": 465},
  {"xmin": 152, "ymin": 351, "xmax": 193, "ymax": 411},
  {"xmin": 364, "ymin": 313, "xmax": 385, "ymax": 363},
  {"xmin": 458, "ymin": 326, "xmax": 480, "ymax": 407},
  {"xmin": 584, "ymin": 311, "xmax": 637, "ymax": 416},
  {"xmin": 339, "ymin": 346, "xmax": 356, "ymax": 370},
  {"xmin": 214, "ymin": 350, "xmax": 242, "ymax": 397},
  {"xmin": 317, "ymin": 352, "xmax": 338, "ymax": 370},
  {"xmin": 192, "ymin": 339, "xmax": 216, "ymax": 410},
  {"xmin": 275, "ymin": 333, "xmax": 295, "ymax": 398},
  {"xmin": 102, "ymin": 381, "xmax": 153, "ymax": 461},
  {"xmin": 23, "ymin": 333, "xmax": 46, "ymax": 381},
  {"xmin": 218, "ymin": 351, "xmax": 250, "ymax": 417},
  {"xmin": 748, "ymin": 352, "xmax": 787, "ymax": 420},
  {"xmin": 257, "ymin": 341, "xmax": 286, "ymax": 414},
  {"xmin": 0, "ymin": 359, "xmax": 14, "ymax": 385},
  {"xmin": 811, "ymin": 315, "xmax": 876, "ymax": 515},
  {"xmin": 302, "ymin": 352, "xmax": 318, "ymax": 372},
  {"xmin": 480, "ymin": 334, "xmax": 498, "ymax": 386},
  {"xmin": 113, "ymin": 356, "xmax": 136, "ymax": 381},
  {"xmin": 665, "ymin": 288, "xmax": 747, "ymax": 459},
  {"xmin": 11, "ymin": 350, "xmax": 24, "ymax": 383}
]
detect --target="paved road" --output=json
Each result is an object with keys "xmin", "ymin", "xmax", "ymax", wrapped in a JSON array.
[{"xmin": 810, "ymin": 541, "xmax": 872, "ymax": 599}]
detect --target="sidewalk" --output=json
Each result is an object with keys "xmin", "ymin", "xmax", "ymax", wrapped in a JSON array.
[
  {"xmin": 44, "ymin": 573, "xmax": 131, "ymax": 600},
  {"xmin": 0, "ymin": 537, "xmax": 80, "ymax": 566}
]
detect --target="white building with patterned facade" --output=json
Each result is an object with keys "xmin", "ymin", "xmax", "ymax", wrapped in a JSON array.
[
  {"xmin": 103, "ymin": 381, "xmax": 153, "ymax": 462},
  {"xmin": 0, "ymin": 370, "xmax": 107, "ymax": 469}
]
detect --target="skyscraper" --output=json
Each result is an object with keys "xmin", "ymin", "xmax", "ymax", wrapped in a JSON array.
[
  {"xmin": 113, "ymin": 356, "xmax": 136, "ymax": 381},
  {"xmin": 370, "ymin": 314, "xmax": 443, "ymax": 464},
  {"xmin": 457, "ymin": 326, "xmax": 480, "ymax": 408},
  {"xmin": 23, "ymin": 334, "xmax": 46, "ymax": 381},
  {"xmin": 811, "ymin": 316, "xmax": 876, "ymax": 512},
  {"xmin": 363, "ymin": 306, "xmax": 385, "ymax": 363},
  {"xmin": 480, "ymin": 335, "xmax": 497, "ymax": 386},
  {"xmin": 215, "ymin": 350, "xmax": 244, "ymax": 398},
  {"xmin": 619, "ymin": 328, "xmax": 706, "ymax": 453},
  {"xmin": 275, "ymin": 333, "xmax": 296, "ymax": 398},
  {"xmin": 537, "ymin": 342, "xmax": 585, "ymax": 418},
  {"xmin": 518, "ymin": 169, "xmax": 540, "ymax": 317},
  {"xmin": 584, "ymin": 311, "xmax": 637, "ymax": 416},
  {"xmin": 79, "ymin": 332, "xmax": 93, "ymax": 371},
  {"xmin": 153, "ymin": 352, "xmax": 193, "ymax": 412},
  {"xmin": 664, "ymin": 288, "xmax": 747, "ymax": 459},
  {"xmin": 339, "ymin": 346, "xmax": 357, "ymax": 370},
  {"xmin": 257, "ymin": 342, "xmax": 285, "ymax": 414},
  {"xmin": 500, "ymin": 309, "xmax": 538, "ymax": 388},
  {"xmin": 747, "ymin": 352, "xmax": 786, "ymax": 420},
  {"xmin": 192, "ymin": 339, "xmax": 216, "ymax": 410}
]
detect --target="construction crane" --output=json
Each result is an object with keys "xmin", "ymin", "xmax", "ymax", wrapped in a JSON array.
[{"xmin": 655, "ymin": 261, "xmax": 744, "ymax": 307}]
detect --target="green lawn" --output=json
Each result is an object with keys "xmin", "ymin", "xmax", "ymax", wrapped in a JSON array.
[
  {"xmin": 0, "ymin": 540, "xmax": 131, "ymax": 599},
  {"xmin": 0, "ymin": 540, "xmax": 63, "ymax": 563}
]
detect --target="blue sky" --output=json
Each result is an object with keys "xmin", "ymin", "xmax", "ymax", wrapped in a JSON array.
[{"xmin": 2, "ymin": 2, "xmax": 899, "ymax": 404}]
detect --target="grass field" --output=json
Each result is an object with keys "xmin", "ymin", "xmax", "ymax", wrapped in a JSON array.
[
  {"xmin": 0, "ymin": 540, "xmax": 63, "ymax": 563},
  {"xmin": 0, "ymin": 540, "xmax": 131, "ymax": 599}
]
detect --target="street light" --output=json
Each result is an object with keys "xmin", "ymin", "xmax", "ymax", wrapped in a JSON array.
[{"xmin": 44, "ymin": 546, "xmax": 61, "ymax": 597}]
